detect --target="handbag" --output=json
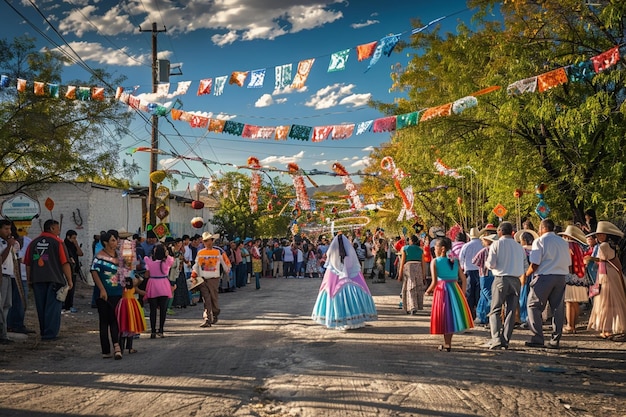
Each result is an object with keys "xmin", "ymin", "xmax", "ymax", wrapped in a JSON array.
[
  {"xmin": 55, "ymin": 276, "xmax": 69, "ymax": 302},
  {"xmin": 588, "ymin": 282, "xmax": 601, "ymax": 298}
]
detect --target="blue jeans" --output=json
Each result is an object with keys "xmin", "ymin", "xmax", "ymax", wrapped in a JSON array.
[
  {"xmin": 7, "ymin": 278, "xmax": 27, "ymax": 331},
  {"xmin": 465, "ymin": 269, "xmax": 481, "ymax": 318},
  {"xmin": 255, "ymin": 272, "xmax": 261, "ymax": 289},
  {"xmin": 32, "ymin": 282, "xmax": 63, "ymax": 340},
  {"xmin": 476, "ymin": 273, "xmax": 494, "ymax": 324}
]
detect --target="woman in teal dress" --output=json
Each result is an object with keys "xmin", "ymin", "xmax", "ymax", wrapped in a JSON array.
[{"xmin": 397, "ymin": 235, "xmax": 426, "ymax": 314}]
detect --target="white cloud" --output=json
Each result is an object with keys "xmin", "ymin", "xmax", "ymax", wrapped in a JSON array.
[
  {"xmin": 273, "ymin": 85, "xmax": 307, "ymax": 95},
  {"xmin": 55, "ymin": 0, "xmax": 345, "ymax": 46},
  {"xmin": 362, "ymin": 146, "xmax": 375, "ymax": 152},
  {"xmin": 255, "ymin": 93, "xmax": 287, "ymax": 108},
  {"xmin": 313, "ymin": 160, "xmax": 330, "ymax": 166},
  {"xmin": 351, "ymin": 157, "xmax": 372, "ymax": 168},
  {"xmin": 260, "ymin": 151, "xmax": 304, "ymax": 165},
  {"xmin": 305, "ymin": 83, "xmax": 371, "ymax": 110},
  {"xmin": 49, "ymin": 41, "xmax": 151, "ymax": 66},
  {"xmin": 351, "ymin": 19, "xmax": 379, "ymax": 29}
]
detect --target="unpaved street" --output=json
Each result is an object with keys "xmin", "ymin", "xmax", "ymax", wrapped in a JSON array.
[{"xmin": 1, "ymin": 277, "xmax": 625, "ymax": 417}]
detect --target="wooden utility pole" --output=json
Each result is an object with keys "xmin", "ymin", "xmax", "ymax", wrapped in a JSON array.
[{"xmin": 139, "ymin": 22, "xmax": 166, "ymax": 228}]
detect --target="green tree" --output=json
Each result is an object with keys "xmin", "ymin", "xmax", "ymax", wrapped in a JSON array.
[
  {"xmin": 0, "ymin": 36, "xmax": 136, "ymax": 196},
  {"xmin": 371, "ymin": 0, "xmax": 626, "ymax": 226}
]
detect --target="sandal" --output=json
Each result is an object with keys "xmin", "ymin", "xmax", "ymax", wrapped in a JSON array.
[
  {"xmin": 128, "ymin": 348, "xmax": 138, "ymax": 354},
  {"xmin": 114, "ymin": 343, "xmax": 123, "ymax": 360},
  {"xmin": 437, "ymin": 345, "xmax": 451, "ymax": 352}
]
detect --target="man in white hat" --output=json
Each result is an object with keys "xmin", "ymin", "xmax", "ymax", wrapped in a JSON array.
[
  {"xmin": 522, "ymin": 219, "xmax": 571, "ymax": 349},
  {"xmin": 190, "ymin": 232, "xmax": 231, "ymax": 328},
  {"xmin": 458, "ymin": 227, "xmax": 484, "ymax": 321},
  {"xmin": 484, "ymin": 222, "xmax": 528, "ymax": 349}
]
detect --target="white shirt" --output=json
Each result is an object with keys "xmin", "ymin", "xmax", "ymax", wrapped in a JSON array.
[
  {"xmin": 18, "ymin": 236, "xmax": 31, "ymax": 281},
  {"xmin": 283, "ymin": 246, "xmax": 294, "ymax": 262},
  {"xmin": 529, "ymin": 232, "xmax": 571, "ymax": 275},
  {"xmin": 1, "ymin": 238, "xmax": 17, "ymax": 277},
  {"xmin": 183, "ymin": 245, "xmax": 192, "ymax": 273},
  {"xmin": 485, "ymin": 236, "xmax": 528, "ymax": 277},
  {"xmin": 458, "ymin": 239, "xmax": 482, "ymax": 271},
  {"xmin": 296, "ymin": 248, "xmax": 303, "ymax": 263}
]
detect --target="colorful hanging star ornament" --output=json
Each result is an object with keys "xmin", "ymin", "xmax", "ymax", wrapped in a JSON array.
[
  {"xmin": 331, "ymin": 162, "xmax": 363, "ymax": 211},
  {"xmin": 153, "ymin": 223, "xmax": 169, "ymax": 239},
  {"xmin": 287, "ymin": 163, "xmax": 310, "ymax": 210},
  {"xmin": 248, "ymin": 156, "xmax": 262, "ymax": 213},
  {"xmin": 534, "ymin": 183, "xmax": 550, "ymax": 220},
  {"xmin": 492, "ymin": 203, "xmax": 508, "ymax": 221},
  {"xmin": 380, "ymin": 156, "xmax": 417, "ymax": 221},
  {"xmin": 44, "ymin": 197, "xmax": 55, "ymax": 219}
]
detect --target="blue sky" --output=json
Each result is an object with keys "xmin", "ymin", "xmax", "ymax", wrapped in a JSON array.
[{"xmin": 1, "ymin": 0, "xmax": 474, "ymax": 188}]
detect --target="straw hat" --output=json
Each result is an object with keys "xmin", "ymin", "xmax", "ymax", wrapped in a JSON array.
[
  {"xmin": 117, "ymin": 227, "xmax": 133, "ymax": 239},
  {"xmin": 481, "ymin": 234, "xmax": 498, "ymax": 242},
  {"xmin": 479, "ymin": 224, "xmax": 497, "ymax": 236},
  {"xmin": 587, "ymin": 221, "xmax": 624, "ymax": 238},
  {"xmin": 201, "ymin": 231, "xmax": 220, "ymax": 241},
  {"xmin": 514, "ymin": 229, "xmax": 539, "ymax": 244},
  {"xmin": 468, "ymin": 227, "xmax": 481, "ymax": 239},
  {"xmin": 558, "ymin": 225, "xmax": 587, "ymax": 245}
]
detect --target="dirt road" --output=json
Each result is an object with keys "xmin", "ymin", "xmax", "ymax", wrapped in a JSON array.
[{"xmin": 1, "ymin": 277, "xmax": 625, "ymax": 416}]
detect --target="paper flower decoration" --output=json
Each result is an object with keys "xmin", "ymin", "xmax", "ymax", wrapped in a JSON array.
[
  {"xmin": 248, "ymin": 156, "xmax": 261, "ymax": 213},
  {"xmin": 287, "ymin": 163, "xmax": 310, "ymax": 210},
  {"xmin": 332, "ymin": 162, "xmax": 363, "ymax": 211}
]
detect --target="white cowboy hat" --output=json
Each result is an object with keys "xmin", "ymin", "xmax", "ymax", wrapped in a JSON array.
[
  {"xmin": 201, "ymin": 231, "xmax": 220, "ymax": 241},
  {"xmin": 558, "ymin": 225, "xmax": 587, "ymax": 245},
  {"xmin": 468, "ymin": 227, "xmax": 481, "ymax": 239},
  {"xmin": 587, "ymin": 221, "xmax": 624, "ymax": 238},
  {"xmin": 186, "ymin": 276, "xmax": 205, "ymax": 290},
  {"xmin": 514, "ymin": 229, "xmax": 539, "ymax": 244},
  {"xmin": 481, "ymin": 234, "xmax": 498, "ymax": 242}
]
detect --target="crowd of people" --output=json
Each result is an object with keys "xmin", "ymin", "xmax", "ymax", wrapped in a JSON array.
[{"xmin": 1, "ymin": 212, "xmax": 625, "ymax": 357}]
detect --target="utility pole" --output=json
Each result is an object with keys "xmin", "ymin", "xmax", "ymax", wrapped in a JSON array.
[{"xmin": 140, "ymin": 22, "xmax": 166, "ymax": 229}]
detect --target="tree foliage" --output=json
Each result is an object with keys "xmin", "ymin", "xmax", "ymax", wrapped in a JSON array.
[
  {"xmin": 0, "ymin": 36, "xmax": 137, "ymax": 196},
  {"xmin": 367, "ymin": 0, "xmax": 626, "ymax": 229}
]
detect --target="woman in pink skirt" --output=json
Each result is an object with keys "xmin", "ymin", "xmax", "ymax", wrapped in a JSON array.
[{"xmin": 144, "ymin": 245, "xmax": 174, "ymax": 338}]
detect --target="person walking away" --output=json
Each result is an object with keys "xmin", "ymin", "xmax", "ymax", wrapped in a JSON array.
[
  {"xmin": 24, "ymin": 219, "xmax": 73, "ymax": 342},
  {"xmin": 90, "ymin": 230, "xmax": 124, "ymax": 359},
  {"xmin": 522, "ymin": 219, "xmax": 571, "ymax": 349},
  {"xmin": 471, "ymin": 234, "xmax": 497, "ymax": 326},
  {"xmin": 458, "ymin": 228, "xmax": 483, "ymax": 320},
  {"xmin": 63, "ymin": 230, "xmax": 84, "ymax": 313},
  {"xmin": 514, "ymin": 229, "xmax": 538, "ymax": 329},
  {"xmin": 558, "ymin": 225, "xmax": 589, "ymax": 333},
  {"xmin": 190, "ymin": 232, "xmax": 230, "ymax": 328},
  {"xmin": 484, "ymin": 222, "xmax": 528, "ymax": 350},
  {"xmin": 425, "ymin": 237, "xmax": 474, "ymax": 351},
  {"xmin": 397, "ymin": 235, "xmax": 426, "ymax": 314}
]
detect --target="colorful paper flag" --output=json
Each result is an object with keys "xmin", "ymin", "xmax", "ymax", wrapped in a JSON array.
[
  {"xmin": 248, "ymin": 69, "xmax": 266, "ymax": 88},
  {"xmin": 189, "ymin": 115, "xmax": 209, "ymax": 128},
  {"xmin": 17, "ymin": 78, "xmax": 26, "ymax": 92},
  {"xmin": 328, "ymin": 49, "xmax": 350, "ymax": 72},
  {"xmin": 591, "ymin": 46, "xmax": 619, "ymax": 73},
  {"xmin": 275, "ymin": 125, "xmax": 290, "ymax": 140},
  {"xmin": 171, "ymin": 108, "xmax": 182, "ymax": 121},
  {"xmin": 255, "ymin": 127, "xmax": 276, "ymax": 139},
  {"xmin": 214, "ymin": 76, "xmax": 227, "ymax": 96},
  {"xmin": 77, "ymin": 87, "xmax": 91, "ymax": 101},
  {"xmin": 506, "ymin": 76, "xmax": 538, "ymax": 96},
  {"xmin": 331, "ymin": 124, "xmax": 355, "ymax": 140},
  {"xmin": 48, "ymin": 83, "xmax": 59, "ymax": 98},
  {"xmin": 291, "ymin": 59, "xmax": 315, "ymax": 89},
  {"xmin": 91, "ymin": 87, "xmax": 105, "ymax": 101},
  {"xmin": 373, "ymin": 116, "xmax": 397, "ymax": 132},
  {"xmin": 312, "ymin": 126, "xmax": 333, "ymax": 142},
  {"xmin": 275, "ymin": 64, "xmax": 293, "ymax": 89},
  {"xmin": 208, "ymin": 118, "xmax": 226, "ymax": 133},
  {"xmin": 174, "ymin": 81, "xmax": 192, "ymax": 95},
  {"xmin": 229, "ymin": 71, "xmax": 248, "ymax": 87},
  {"xmin": 537, "ymin": 67, "xmax": 568, "ymax": 92},
  {"xmin": 197, "ymin": 78, "xmax": 212, "ymax": 96},
  {"xmin": 420, "ymin": 103, "xmax": 453, "ymax": 121},
  {"xmin": 65, "ymin": 85, "xmax": 76, "ymax": 99},
  {"xmin": 156, "ymin": 83, "xmax": 170, "ymax": 96},
  {"xmin": 356, "ymin": 120, "xmax": 373, "ymax": 135},
  {"xmin": 289, "ymin": 124, "xmax": 312, "ymax": 140},
  {"xmin": 367, "ymin": 34, "xmax": 400, "ymax": 71},
  {"xmin": 451, "ymin": 96, "xmax": 478, "ymax": 114},
  {"xmin": 356, "ymin": 41, "xmax": 377, "ymax": 61},
  {"xmin": 0, "ymin": 75, "xmax": 9, "ymax": 88},
  {"xmin": 396, "ymin": 111, "xmax": 419, "ymax": 129},
  {"xmin": 223, "ymin": 120, "xmax": 245, "ymax": 135},
  {"xmin": 34, "ymin": 81, "xmax": 45, "ymax": 96}
]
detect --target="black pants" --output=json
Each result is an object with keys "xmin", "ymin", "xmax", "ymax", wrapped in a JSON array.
[
  {"xmin": 96, "ymin": 296, "xmax": 121, "ymax": 355},
  {"xmin": 149, "ymin": 296, "xmax": 168, "ymax": 333}
]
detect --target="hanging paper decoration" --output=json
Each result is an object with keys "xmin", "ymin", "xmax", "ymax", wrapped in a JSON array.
[
  {"xmin": 197, "ymin": 78, "xmax": 212, "ymax": 96},
  {"xmin": 223, "ymin": 120, "xmax": 245, "ymax": 136},
  {"xmin": 537, "ymin": 68, "xmax": 568, "ymax": 92},
  {"xmin": 373, "ymin": 116, "xmax": 397, "ymax": 132},
  {"xmin": 155, "ymin": 204, "xmax": 170, "ymax": 220},
  {"xmin": 191, "ymin": 216, "xmax": 204, "ymax": 228},
  {"xmin": 288, "ymin": 124, "xmax": 312, "ymax": 141},
  {"xmin": 0, "ymin": 75, "xmax": 8, "ymax": 88},
  {"xmin": 154, "ymin": 185, "xmax": 170, "ymax": 201},
  {"xmin": 275, "ymin": 125, "xmax": 289, "ymax": 140},
  {"xmin": 291, "ymin": 59, "xmax": 315, "ymax": 89},
  {"xmin": 247, "ymin": 69, "xmax": 266, "ymax": 88},
  {"xmin": 534, "ymin": 183, "xmax": 550, "ymax": 220},
  {"xmin": 208, "ymin": 118, "xmax": 226, "ymax": 133},
  {"xmin": 332, "ymin": 162, "xmax": 363, "ymax": 211},
  {"xmin": 591, "ymin": 46, "xmax": 619, "ymax": 73},
  {"xmin": 150, "ymin": 170, "xmax": 167, "ymax": 184},
  {"xmin": 214, "ymin": 76, "xmax": 227, "ymax": 96},
  {"xmin": 174, "ymin": 81, "xmax": 192, "ymax": 95},
  {"xmin": 420, "ymin": 103, "xmax": 452, "ymax": 121},
  {"xmin": 275, "ymin": 64, "xmax": 293, "ymax": 89},
  {"xmin": 356, "ymin": 120, "xmax": 373, "ymax": 135},
  {"xmin": 17, "ymin": 79, "xmax": 26, "ymax": 92},
  {"xmin": 396, "ymin": 111, "xmax": 419, "ymax": 129},
  {"xmin": 356, "ymin": 41, "xmax": 378, "ymax": 61},
  {"xmin": 77, "ymin": 87, "xmax": 91, "ymax": 101},
  {"xmin": 507, "ymin": 76, "xmax": 538, "ymax": 96},
  {"xmin": 366, "ymin": 34, "xmax": 400, "ymax": 71},
  {"xmin": 229, "ymin": 71, "xmax": 249, "ymax": 87},
  {"xmin": 256, "ymin": 126, "xmax": 276, "ymax": 139},
  {"xmin": 568, "ymin": 61, "xmax": 595, "ymax": 83},
  {"xmin": 331, "ymin": 124, "xmax": 355, "ymax": 140},
  {"xmin": 288, "ymin": 163, "xmax": 310, "ymax": 210},
  {"xmin": 189, "ymin": 115, "xmax": 209, "ymax": 128},
  {"xmin": 242, "ymin": 125, "xmax": 259, "ymax": 138},
  {"xmin": 312, "ymin": 126, "xmax": 333, "ymax": 142},
  {"xmin": 328, "ymin": 49, "xmax": 350, "ymax": 72},
  {"xmin": 34, "ymin": 81, "xmax": 45, "ymax": 96},
  {"xmin": 153, "ymin": 223, "xmax": 169, "ymax": 239},
  {"xmin": 451, "ymin": 96, "xmax": 478, "ymax": 114},
  {"xmin": 248, "ymin": 156, "xmax": 262, "ymax": 213},
  {"xmin": 380, "ymin": 157, "xmax": 416, "ymax": 221},
  {"xmin": 434, "ymin": 158, "xmax": 464, "ymax": 179},
  {"xmin": 48, "ymin": 84, "xmax": 59, "ymax": 98}
]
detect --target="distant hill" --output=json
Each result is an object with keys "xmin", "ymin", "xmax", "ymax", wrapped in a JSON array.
[{"xmin": 308, "ymin": 183, "xmax": 347, "ymax": 196}]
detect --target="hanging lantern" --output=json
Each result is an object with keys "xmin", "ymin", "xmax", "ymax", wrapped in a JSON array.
[
  {"xmin": 150, "ymin": 170, "xmax": 167, "ymax": 184},
  {"xmin": 155, "ymin": 185, "xmax": 170, "ymax": 201},
  {"xmin": 190, "ymin": 217, "xmax": 204, "ymax": 229},
  {"xmin": 191, "ymin": 200, "xmax": 205, "ymax": 210},
  {"xmin": 514, "ymin": 189, "xmax": 523, "ymax": 199},
  {"xmin": 155, "ymin": 205, "xmax": 169, "ymax": 220},
  {"xmin": 153, "ymin": 223, "xmax": 169, "ymax": 239}
]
